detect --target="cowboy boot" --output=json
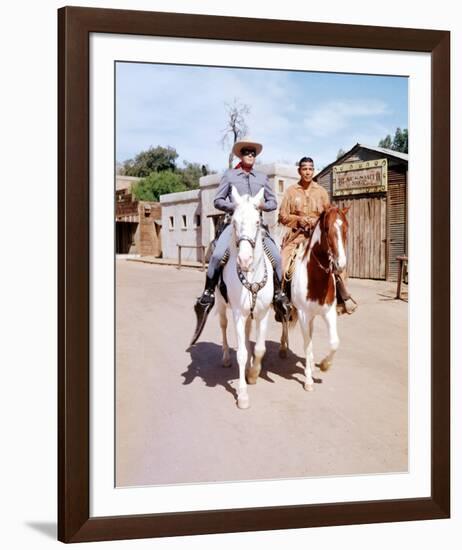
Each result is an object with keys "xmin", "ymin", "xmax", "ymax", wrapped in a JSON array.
[
  {"xmin": 190, "ymin": 270, "xmax": 220, "ymax": 345},
  {"xmin": 273, "ymin": 272, "xmax": 292, "ymax": 323},
  {"xmin": 335, "ymin": 274, "xmax": 358, "ymax": 315}
]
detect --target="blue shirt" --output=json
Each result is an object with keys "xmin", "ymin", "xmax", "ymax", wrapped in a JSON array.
[{"xmin": 213, "ymin": 168, "xmax": 278, "ymax": 214}]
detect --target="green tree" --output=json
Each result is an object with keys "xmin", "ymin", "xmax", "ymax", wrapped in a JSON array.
[
  {"xmin": 392, "ymin": 127, "xmax": 408, "ymax": 153},
  {"xmin": 131, "ymin": 171, "xmax": 187, "ymax": 201},
  {"xmin": 378, "ymin": 134, "xmax": 393, "ymax": 149},
  {"xmin": 378, "ymin": 128, "xmax": 408, "ymax": 154},
  {"xmin": 178, "ymin": 161, "xmax": 212, "ymax": 190},
  {"xmin": 122, "ymin": 146, "xmax": 179, "ymax": 177}
]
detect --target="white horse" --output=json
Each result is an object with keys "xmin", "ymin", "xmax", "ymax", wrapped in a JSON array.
[
  {"xmin": 216, "ymin": 186, "xmax": 274, "ymax": 409},
  {"xmin": 281, "ymin": 207, "xmax": 349, "ymax": 392}
]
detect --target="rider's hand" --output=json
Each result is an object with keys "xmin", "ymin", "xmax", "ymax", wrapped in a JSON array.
[{"xmin": 298, "ymin": 216, "xmax": 315, "ymax": 230}]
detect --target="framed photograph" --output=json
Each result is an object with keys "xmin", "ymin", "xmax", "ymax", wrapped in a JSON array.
[{"xmin": 58, "ymin": 6, "xmax": 450, "ymax": 543}]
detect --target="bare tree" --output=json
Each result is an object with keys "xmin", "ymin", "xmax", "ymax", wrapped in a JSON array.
[{"xmin": 220, "ymin": 98, "xmax": 250, "ymax": 168}]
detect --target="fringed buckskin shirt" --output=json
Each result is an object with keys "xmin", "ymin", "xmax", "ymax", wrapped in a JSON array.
[
  {"xmin": 279, "ymin": 181, "xmax": 330, "ymax": 227},
  {"xmin": 278, "ymin": 181, "xmax": 330, "ymax": 269}
]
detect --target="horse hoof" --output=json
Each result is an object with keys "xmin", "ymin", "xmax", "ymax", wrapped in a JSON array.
[
  {"xmin": 245, "ymin": 369, "xmax": 260, "ymax": 386},
  {"xmin": 279, "ymin": 348, "xmax": 287, "ymax": 358},
  {"xmin": 237, "ymin": 396, "xmax": 250, "ymax": 409},
  {"xmin": 304, "ymin": 383, "xmax": 314, "ymax": 392},
  {"xmin": 319, "ymin": 360, "xmax": 332, "ymax": 372}
]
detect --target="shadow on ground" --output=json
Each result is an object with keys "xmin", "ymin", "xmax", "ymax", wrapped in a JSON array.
[
  {"xmin": 183, "ymin": 340, "xmax": 322, "ymax": 400},
  {"xmin": 377, "ymin": 287, "xmax": 408, "ymax": 302},
  {"xmin": 182, "ymin": 342, "xmax": 238, "ymax": 400},
  {"xmin": 262, "ymin": 341, "xmax": 323, "ymax": 387}
]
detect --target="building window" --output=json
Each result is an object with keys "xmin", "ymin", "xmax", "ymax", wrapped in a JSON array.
[
  {"xmin": 169, "ymin": 216, "xmax": 174, "ymax": 230},
  {"xmin": 195, "ymin": 215, "xmax": 201, "ymax": 227},
  {"xmin": 181, "ymin": 215, "xmax": 187, "ymax": 229},
  {"xmin": 278, "ymin": 179, "xmax": 284, "ymax": 193}
]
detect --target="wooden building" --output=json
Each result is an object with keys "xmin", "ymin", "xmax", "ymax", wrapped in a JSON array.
[
  {"xmin": 160, "ymin": 163, "xmax": 299, "ymax": 262},
  {"xmin": 115, "ymin": 176, "xmax": 162, "ymax": 256},
  {"xmin": 316, "ymin": 144, "xmax": 408, "ymax": 281}
]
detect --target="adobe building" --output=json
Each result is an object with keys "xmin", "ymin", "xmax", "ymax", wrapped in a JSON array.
[
  {"xmin": 115, "ymin": 175, "xmax": 162, "ymax": 257},
  {"xmin": 160, "ymin": 163, "xmax": 300, "ymax": 262},
  {"xmin": 316, "ymin": 144, "xmax": 408, "ymax": 281}
]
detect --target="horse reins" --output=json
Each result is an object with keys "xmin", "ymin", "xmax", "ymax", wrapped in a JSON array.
[{"xmin": 310, "ymin": 246, "xmax": 334, "ymax": 274}]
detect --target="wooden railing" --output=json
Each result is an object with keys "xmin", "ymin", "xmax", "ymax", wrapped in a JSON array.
[{"xmin": 177, "ymin": 245, "xmax": 206, "ymax": 271}]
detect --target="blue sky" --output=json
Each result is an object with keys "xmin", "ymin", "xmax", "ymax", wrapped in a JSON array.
[{"xmin": 116, "ymin": 62, "xmax": 408, "ymax": 173}]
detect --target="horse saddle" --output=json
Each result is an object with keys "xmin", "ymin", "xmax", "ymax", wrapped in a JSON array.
[{"xmin": 282, "ymin": 243, "xmax": 304, "ymax": 302}]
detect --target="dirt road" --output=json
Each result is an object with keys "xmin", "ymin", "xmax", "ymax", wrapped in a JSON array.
[{"xmin": 116, "ymin": 259, "xmax": 407, "ymax": 487}]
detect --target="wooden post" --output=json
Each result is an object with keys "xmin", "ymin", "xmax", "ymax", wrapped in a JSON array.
[
  {"xmin": 201, "ymin": 246, "xmax": 206, "ymax": 272},
  {"xmin": 395, "ymin": 255, "xmax": 407, "ymax": 299},
  {"xmin": 177, "ymin": 245, "xmax": 182, "ymax": 270}
]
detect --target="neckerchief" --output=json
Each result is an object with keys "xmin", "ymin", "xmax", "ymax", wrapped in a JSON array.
[{"xmin": 235, "ymin": 161, "xmax": 253, "ymax": 173}]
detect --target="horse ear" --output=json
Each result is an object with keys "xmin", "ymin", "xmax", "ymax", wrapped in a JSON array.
[
  {"xmin": 342, "ymin": 206, "xmax": 351, "ymax": 216},
  {"xmin": 252, "ymin": 187, "xmax": 265, "ymax": 209},
  {"xmin": 231, "ymin": 186, "xmax": 242, "ymax": 206}
]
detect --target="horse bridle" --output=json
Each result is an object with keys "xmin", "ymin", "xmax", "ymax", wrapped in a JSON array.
[
  {"xmin": 236, "ymin": 235, "xmax": 257, "ymax": 249},
  {"xmin": 235, "ymin": 221, "xmax": 260, "ymax": 250},
  {"xmin": 308, "ymin": 216, "xmax": 341, "ymax": 275},
  {"xmin": 310, "ymin": 246, "xmax": 334, "ymax": 274}
]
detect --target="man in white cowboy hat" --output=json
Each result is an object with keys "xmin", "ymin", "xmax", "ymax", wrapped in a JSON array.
[{"xmin": 191, "ymin": 137, "xmax": 290, "ymax": 345}]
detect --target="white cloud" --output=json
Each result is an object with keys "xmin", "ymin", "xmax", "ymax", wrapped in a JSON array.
[
  {"xmin": 305, "ymin": 99, "xmax": 389, "ymax": 137},
  {"xmin": 117, "ymin": 64, "xmax": 297, "ymax": 170}
]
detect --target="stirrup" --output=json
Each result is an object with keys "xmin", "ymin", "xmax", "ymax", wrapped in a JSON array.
[
  {"xmin": 274, "ymin": 292, "xmax": 292, "ymax": 323},
  {"xmin": 336, "ymin": 297, "xmax": 358, "ymax": 316}
]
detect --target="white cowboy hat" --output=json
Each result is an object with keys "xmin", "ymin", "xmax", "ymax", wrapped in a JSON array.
[{"xmin": 232, "ymin": 137, "xmax": 263, "ymax": 158}]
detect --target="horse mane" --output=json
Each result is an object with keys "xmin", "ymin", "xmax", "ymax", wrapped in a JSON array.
[
  {"xmin": 319, "ymin": 206, "xmax": 349, "ymax": 244},
  {"xmin": 301, "ymin": 209, "xmax": 326, "ymax": 261},
  {"xmin": 324, "ymin": 207, "xmax": 338, "ymax": 246}
]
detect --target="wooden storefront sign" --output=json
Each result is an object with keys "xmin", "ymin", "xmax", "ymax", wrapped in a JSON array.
[{"xmin": 333, "ymin": 158, "xmax": 388, "ymax": 197}]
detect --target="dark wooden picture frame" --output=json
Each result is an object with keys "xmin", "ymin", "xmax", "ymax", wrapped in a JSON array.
[{"xmin": 58, "ymin": 6, "xmax": 450, "ymax": 543}]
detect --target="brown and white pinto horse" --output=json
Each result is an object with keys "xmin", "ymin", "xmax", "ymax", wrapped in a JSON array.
[{"xmin": 280, "ymin": 206, "xmax": 349, "ymax": 391}]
